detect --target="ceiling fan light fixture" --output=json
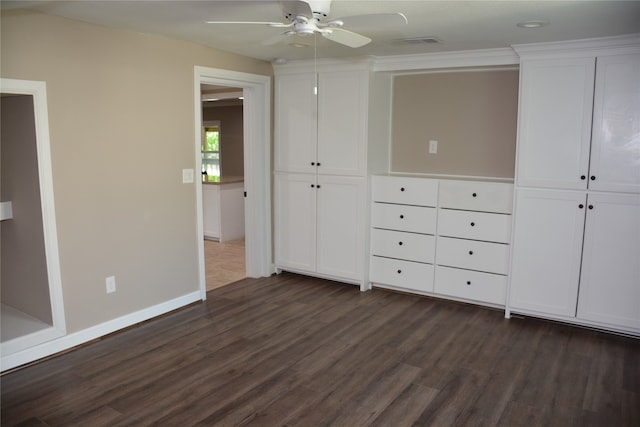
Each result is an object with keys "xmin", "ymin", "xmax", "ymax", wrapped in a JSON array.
[{"xmin": 517, "ymin": 20, "xmax": 548, "ymax": 29}]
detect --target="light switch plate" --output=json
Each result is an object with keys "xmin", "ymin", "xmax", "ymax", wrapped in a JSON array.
[
  {"xmin": 182, "ymin": 168, "xmax": 194, "ymax": 183},
  {"xmin": 429, "ymin": 140, "xmax": 438, "ymax": 154}
]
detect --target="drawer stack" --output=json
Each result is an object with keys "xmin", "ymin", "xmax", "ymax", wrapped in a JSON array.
[
  {"xmin": 369, "ymin": 176, "xmax": 438, "ymax": 293},
  {"xmin": 435, "ymin": 180, "xmax": 513, "ymax": 305}
]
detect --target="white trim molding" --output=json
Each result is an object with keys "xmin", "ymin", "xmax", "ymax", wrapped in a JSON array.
[
  {"xmin": 0, "ymin": 78, "xmax": 67, "ymax": 357},
  {"xmin": 372, "ymin": 48, "xmax": 520, "ymax": 72},
  {"xmin": 513, "ymin": 33, "xmax": 640, "ymax": 59},
  {"xmin": 1, "ymin": 291, "xmax": 201, "ymax": 372},
  {"xmin": 193, "ymin": 66, "xmax": 273, "ymax": 300}
]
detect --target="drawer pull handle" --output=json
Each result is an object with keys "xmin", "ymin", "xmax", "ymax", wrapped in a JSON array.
[
  {"xmin": 398, "ymin": 241, "xmax": 403, "ymax": 246},
  {"xmin": 466, "ymin": 281, "xmax": 471, "ymax": 286},
  {"xmin": 468, "ymin": 251, "xmax": 474, "ymax": 255},
  {"xmin": 472, "ymin": 193, "xmax": 477, "ymax": 197},
  {"xmin": 397, "ymin": 269, "xmax": 402, "ymax": 274},
  {"xmin": 399, "ymin": 214, "xmax": 404, "ymax": 219},
  {"xmin": 470, "ymin": 222, "xmax": 475, "ymax": 227},
  {"xmin": 400, "ymin": 187, "xmax": 405, "ymax": 192}
]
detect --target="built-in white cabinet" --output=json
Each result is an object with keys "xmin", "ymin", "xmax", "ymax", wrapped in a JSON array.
[
  {"xmin": 369, "ymin": 176, "xmax": 438, "ymax": 294},
  {"xmin": 510, "ymin": 189, "xmax": 640, "ymax": 333},
  {"xmin": 275, "ymin": 67, "xmax": 368, "ymax": 176},
  {"xmin": 516, "ymin": 52, "xmax": 640, "ymax": 194},
  {"xmin": 509, "ymin": 189, "xmax": 586, "ymax": 317},
  {"xmin": 369, "ymin": 176, "xmax": 513, "ymax": 307},
  {"xmin": 509, "ymin": 39, "xmax": 640, "ymax": 335},
  {"xmin": 202, "ymin": 182, "xmax": 245, "ymax": 242},
  {"xmin": 274, "ymin": 61, "xmax": 371, "ymax": 287},
  {"xmin": 434, "ymin": 180, "xmax": 513, "ymax": 306},
  {"xmin": 275, "ymin": 173, "xmax": 365, "ymax": 283}
]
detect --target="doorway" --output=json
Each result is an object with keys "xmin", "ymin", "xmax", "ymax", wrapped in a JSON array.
[
  {"xmin": 0, "ymin": 79, "xmax": 66, "ymax": 364},
  {"xmin": 193, "ymin": 67, "xmax": 272, "ymax": 300},
  {"xmin": 200, "ymin": 84, "xmax": 246, "ymax": 290}
]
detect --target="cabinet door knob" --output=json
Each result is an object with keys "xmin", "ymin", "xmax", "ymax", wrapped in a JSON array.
[
  {"xmin": 588, "ymin": 204, "xmax": 594, "ymax": 210},
  {"xmin": 311, "ymin": 162, "xmax": 315, "ymax": 166},
  {"xmin": 399, "ymin": 214, "xmax": 404, "ymax": 219},
  {"xmin": 466, "ymin": 281, "xmax": 471, "ymax": 286},
  {"xmin": 397, "ymin": 269, "xmax": 402, "ymax": 274},
  {"xmin": 470, "ymin": 222, "xmax": 475, "ymax": 227},
  {"xmin": 400, "ymin": 187, "xmax": 405, "ymax": 192},
  {"xmin": 590, "ymin": 175, "xmax": 596, "ymax": 181},
  {"xmin": 578, "ymin": 204, "xmax": 584, "ymax": 209},
  {"xmin": 316, "ymin": 185, "xmax": 321, "ymax": 189},
  {"xmin": 398, "ymin": 241, "xmax": 403, "ymax": 246},
  {"xmin": 580, "ymin": 175, "xmax": 586, "ymax": 180},
  {"xmin": 317, "ymin": 162, "xmax": 321, "ymax": 167},
  {"xmin": 472, "ymin": 193, "xmax": 477, "ymax": 198},
  {"xmin": 468, "ymin": 251, "xmax": 474, "ymax": 255},
  {"xmin": 311, "ymin": 184, "xmax": 315, "ymax": 188}
]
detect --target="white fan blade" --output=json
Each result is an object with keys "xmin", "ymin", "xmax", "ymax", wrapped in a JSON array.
[
  {"xmin": 322, "ymin": 28, "xmax": 371, "ymax": 48},
  {"xmin": 335, "ymin": 13, "xmax": 408, "ymax": 28},
  {"xmin": 206, "ymin": 21, "xmax": 290, "ymax": 28},
  {"xmin": 261, "ymin": 31, "xmax": 295, "ymax": 46},
  {"xmin": 281, "ymin": 0, "xmax": 313, "ymax": 19}
]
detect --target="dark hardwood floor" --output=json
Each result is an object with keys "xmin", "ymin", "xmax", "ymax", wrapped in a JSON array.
[{"xmin": 2, "ymin": 272, "xmax": 639, "ymax": 426}]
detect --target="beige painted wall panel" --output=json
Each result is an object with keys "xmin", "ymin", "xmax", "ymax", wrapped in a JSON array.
[
  {"xmin": 391, "ymin": 70, "xmax": 518, "ymax": 178},
  {"xmin": 1, "ymin": 95, "xmax": 52, "ymax": 324},
  {"xmin": 0, "ymin": 10, "xmax": 272, "ymax": 332}
]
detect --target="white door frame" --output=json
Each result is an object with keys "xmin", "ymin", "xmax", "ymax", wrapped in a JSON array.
[
  {"xmin": 193, "ymin": 66, "xmax": 273, "ymax": 300},
  {"xmin": 0, "ymin": 78, "xmax": 67, "ymax": 357}
]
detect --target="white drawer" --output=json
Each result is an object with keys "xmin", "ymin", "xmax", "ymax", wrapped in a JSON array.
[
  {"xmin": 438, "ymin": 209, "xmax": 511, "ymax": 243},
  {"xmin": 436, "ymin": 237, "xmax": 509, "ymax": 274},
  {"xmin": 372, "ymin": 203, "xmax": 436, "ymax": 234},
  {"xmin": 434, "ymin": 266, "xmax": 507, "ymax": 305},
  {"xmin": 371, "ymin": 229, "xmax": 435, "ymax": 263},
  {"xmin": 372, "ymin": 176, "xmax": 438, "ymax": 206},
  {"xmin": 439, "ymin": 180, "xmax": 513, "ymax": 213},
  {"xmin": 370, "ymin": 256, "xmax": 434, "ymax": 292}
]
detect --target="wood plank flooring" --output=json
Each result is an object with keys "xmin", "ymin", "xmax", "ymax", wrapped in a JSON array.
[{"xmin": 2, "ymin": 272, "xmax": 639, "ymax": 426}]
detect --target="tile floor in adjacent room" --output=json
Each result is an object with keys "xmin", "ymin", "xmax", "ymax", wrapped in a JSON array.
[{"xmin": 204, "ymin": 238, "xmax": 246, "ymax": 291}]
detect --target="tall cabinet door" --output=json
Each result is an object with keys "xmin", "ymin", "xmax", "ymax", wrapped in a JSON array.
[
  {"xmin": 315, "ymin": 175, "xmax": 365, "ymax": 281},
  {"xmin": 317, "ymin": 70, "xmax": 367, "ymax": 176},
  {"xmin": 275, "ymin": 73, "xmax": 317, "ymax": 173},
  {"xmin": 274, "ymin": 173, "xmax": 317, "ymax": 272},
  {"xmin": 509, "ymin": 189, "xmax": 587, "ymax": 317},
  {"xmin": 516, "ymin": 57, "xmax": 595, "ymax": 190},
  {"xmin": 577, "ymin": 193, "xmax": 640, "ymax": 330},
  {"xmin": 589, "ymin": 54, "xmax": 640, "ymax": 193}
]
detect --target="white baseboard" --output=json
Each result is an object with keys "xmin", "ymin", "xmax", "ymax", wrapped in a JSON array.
[{"xmin": 1, "ymin": 291, "xmax": 202, "ymax": 372}]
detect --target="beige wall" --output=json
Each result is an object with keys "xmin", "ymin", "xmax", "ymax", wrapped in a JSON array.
[
  {"xmin": 1, "ymin": 95, "xmax": 52, "ymax": 324},
  {"xmin": 391, "ymin": 70, "xmax": 519, "ymax": 178},
  {"xmin": 0, "ymin": 10, "xmax": 272, "ymax": 332},
  {"xmin": 202, "ymin": 105, "xmax": 244, "ymax": 177}
]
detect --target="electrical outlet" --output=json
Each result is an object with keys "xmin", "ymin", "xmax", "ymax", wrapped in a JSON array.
[
  {"xmin": 106, "ymin": 276, "xmax": 116, "ymax": 294},
  {"xmin": 429, "ymin": 140, "xmax": 438, "ymax": 154}
]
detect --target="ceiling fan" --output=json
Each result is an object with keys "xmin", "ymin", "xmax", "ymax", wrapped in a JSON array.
[{"xmin": 206, "ymin": 0, "xmax": 407, "ymax": 48}]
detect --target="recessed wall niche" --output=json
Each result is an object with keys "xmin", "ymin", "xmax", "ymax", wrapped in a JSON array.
[{"xmin": 391, "ymin": 68, "xmax": 519, "ymax": 179}]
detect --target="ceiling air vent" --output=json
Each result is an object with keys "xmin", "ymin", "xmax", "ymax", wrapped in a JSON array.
[{"xmin": 397, "ymin": 36, "xmax": 442, "ymax": 45}]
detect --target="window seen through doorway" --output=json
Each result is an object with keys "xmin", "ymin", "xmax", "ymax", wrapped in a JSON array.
[{"xmin": 202, "ymin": 124, "xmax": 220, "ymax": 177}]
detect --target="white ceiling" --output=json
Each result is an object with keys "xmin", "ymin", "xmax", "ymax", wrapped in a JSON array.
[{"xmin": 4, "ymin": 1, "xmax": 640, "ymax": 62}]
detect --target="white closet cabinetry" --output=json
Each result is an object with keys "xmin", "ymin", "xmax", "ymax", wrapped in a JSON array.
[
  {"xmin": 275, "ymin": 173, "xmax": 365, "ymax": 282},
  {"xmin": 509, "ymin": 40, "xmax": 640, "ymax": 335},
  {"xmin": 275, "ymin": 68, "xmax": 367, "ymax": 176},
  {"xmin": 516, "ymin": 53, "xmax": 640, "ymax": 193}
]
